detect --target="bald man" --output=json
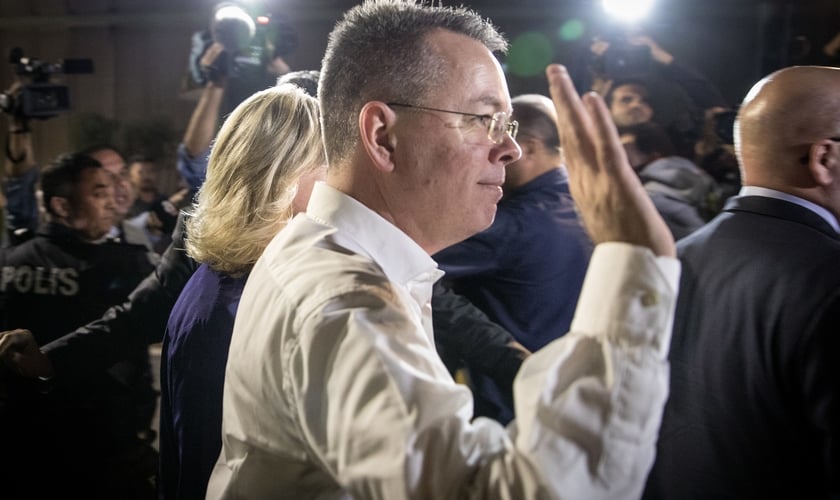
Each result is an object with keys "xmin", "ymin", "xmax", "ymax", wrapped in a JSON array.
[
  {"xmin": 433, "ymin": 94, "xmax": 593, "ymax": 423},
  {"xmin": 643, "ymin": 66, "xmax": 840, "ymax": 498}
]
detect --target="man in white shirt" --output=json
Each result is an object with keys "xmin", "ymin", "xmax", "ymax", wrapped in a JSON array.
[{"xmin": 207, "ymin": 1, "xmax": 679, "ymax": 498}]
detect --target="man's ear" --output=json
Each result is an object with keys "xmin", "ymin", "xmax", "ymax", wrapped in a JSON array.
[
  {"xmin": 518, "ymin": 137, "xmax": 539, "ymax": 158},
  {"xmin": 49, "ymin": 196, "xmax": 71, "ymax": 218},
  {"xmin": 359, "ymin": 101, "xmax": 398, "ymax": 173},
  {"xmin": 807, "ymin": 139, "xmax": 840, "ymax": 187}
]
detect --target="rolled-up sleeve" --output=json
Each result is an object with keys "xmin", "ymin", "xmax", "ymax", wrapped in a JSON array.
[{"xmin": 512, "ymin": 242, "xmax": 679, "ymax": 499}]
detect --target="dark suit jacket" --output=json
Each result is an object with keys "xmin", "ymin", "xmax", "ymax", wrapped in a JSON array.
[{"xmin": 644, "ymin": 195, "xmax": 840, "ymax": 499}]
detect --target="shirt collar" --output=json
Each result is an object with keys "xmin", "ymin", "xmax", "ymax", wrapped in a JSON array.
[
  {"xmin": 305, "ymin": 182, "xmax": 443, "ymax": 286},
  {"xmin": 739, "ymin": 185, "xmax": 840, "ymax": 233}
]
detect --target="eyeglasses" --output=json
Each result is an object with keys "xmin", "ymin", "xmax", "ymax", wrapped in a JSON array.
[{"xmin": 386, "ymin": 102, "xmax": 518, "ymax": 144}]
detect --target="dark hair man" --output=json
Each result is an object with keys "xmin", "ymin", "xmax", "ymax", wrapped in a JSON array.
[
  {"xmin": 608, "ymin": 79, "xmax": 655, "ymax": 128},
  {"xmin": 81, "ymin": 144, "xmax": 156, "ymax": 252},
  {"xmin": 0, "ymin": 153, "xmax": 158, "ymax": 498}
]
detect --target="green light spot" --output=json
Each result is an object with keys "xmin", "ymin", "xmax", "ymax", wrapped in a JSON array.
[
  {"xmin": 507, "ymin": 32, "xmax": 554, "ymax": 78},
  {"xmin": 559, "ymin": 19, "xmax": 586, "ymax": 41}
]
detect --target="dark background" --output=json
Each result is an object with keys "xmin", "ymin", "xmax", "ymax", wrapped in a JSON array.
[{"xmin": 0, "ymin": 0, "xmax": 837, "ymax": 191}]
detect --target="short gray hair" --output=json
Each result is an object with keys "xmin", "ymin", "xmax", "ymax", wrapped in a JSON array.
[{"xmin": 319, "ymin": 0, "xmax": 507, "ymax": 164}]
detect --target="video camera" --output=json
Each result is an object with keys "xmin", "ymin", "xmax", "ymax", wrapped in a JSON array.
[
  {"xmin": 188, "ymin": 2, "xmax": 298, "ymax": 87},
  {"xmin": 0, "ymin": 47, "xmax": 94, "ymax": 120}
]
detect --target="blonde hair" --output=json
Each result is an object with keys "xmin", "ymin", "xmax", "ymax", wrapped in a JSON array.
[{"xmin": 185, "ymin": 84, "xmax": 325, "ymax": 275}]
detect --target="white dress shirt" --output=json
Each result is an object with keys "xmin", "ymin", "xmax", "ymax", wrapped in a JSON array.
[{"xmin": 206, "ymin": 182, "xmax": 680, "ymax": 500}]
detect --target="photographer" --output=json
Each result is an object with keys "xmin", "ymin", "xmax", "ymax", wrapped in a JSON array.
[
  {"xmin": 2, "ymin": 49, "xmax": 94, "ymax": 247},
  {"xmin": 2, "ymin": 81, "xmax": 40, "ymax": 246},
  {"xmin": 588, "ymin": 34, "xmax": 729, "ymax": 158},
  {"xmin": 178, "ymin": 4, "xmax": 295, "ymax": 193}
]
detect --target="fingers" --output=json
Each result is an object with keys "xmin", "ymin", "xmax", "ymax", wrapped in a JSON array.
[
  {"xmin": 546, "ymin": 64, "xmax": 589, "ymax": 135},
  {"xmin": 0, "ymin": 330, "xmax": 52, "ymax": 378},
  {"xmin": 582, "ymin": 92, "xmax": 632, "ymax": 178},
  {"xmin": 0, "ymin": 329, "xmax": 32, "ymax": 370},
  {"xmin": 0, "ymin": 329, "xmax": 26, "ymax": 357},
  {"xmin": 546, "ymin": 64, "xmax": 596, "ymax": 173}
]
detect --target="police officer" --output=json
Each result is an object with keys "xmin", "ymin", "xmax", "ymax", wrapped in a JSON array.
[{"xmin": 0, "ymin": 153, "xmax": 158, "ymax": 499}]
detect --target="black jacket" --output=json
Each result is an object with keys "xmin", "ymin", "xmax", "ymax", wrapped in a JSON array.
[
  {"xmin": 43, "ymin": 215, "xmax": 197, "ymax": 384},
  {"xmin": 0, "ymin": 222, "xmax": 159, "ymax": 496},
  {"xmin": 644, "ymin": 196, "xmax": 840, "ymax": 499},
  {"xmin": 432, "ymin": 280, "xmax": 524, "ymax": 421},
  {"xmin": 0, "ymin": 222, "xmax": 156, "ymax": 343}
]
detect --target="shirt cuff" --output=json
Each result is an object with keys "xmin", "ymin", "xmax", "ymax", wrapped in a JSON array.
[{"xmin": 570, "ymin": 242, "xmax": 680, "ymax": 359}]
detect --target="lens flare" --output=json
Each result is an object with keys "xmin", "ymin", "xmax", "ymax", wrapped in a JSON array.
[
  {"xmin": 558, "ymin": 19, "xmax": 586, "ymax": 41},
  {"xmin": 507, "ymin": 32, "xmax": 554, "ymax": 77}
]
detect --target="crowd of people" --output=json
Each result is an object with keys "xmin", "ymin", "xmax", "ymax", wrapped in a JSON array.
[{"xmin": 0, "ymin": 0, "xmax": 838, "ymax": 498}]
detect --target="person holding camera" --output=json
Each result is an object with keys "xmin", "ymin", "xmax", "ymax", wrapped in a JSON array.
[
  {"xmin": 177, "ymin": 40, "xmax": 291, "ymax": 193},
  {"xmin": 2, "ymin": 82, "xmax": 40, "ymax": 246},
  {"xmin": 590, "ymin": 34, "xmax": 728, "ymax": 160},
  {"xmin": 178, "ymin": 4, "xmax": 295, "ymax": 195}
]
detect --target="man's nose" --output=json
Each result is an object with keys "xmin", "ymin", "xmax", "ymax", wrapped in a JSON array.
[{"xmin": 494, "ymin": 132, "xmax": 522, "ymax": 165}]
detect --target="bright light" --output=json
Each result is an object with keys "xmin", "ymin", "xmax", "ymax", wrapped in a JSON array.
[
  {"xmin": 214, "ymin": 4, "xmax": 256, "ymax": 37},
  {"xmin": 602, "ymin": 0, "xmax": 654, "ymax": 23}
]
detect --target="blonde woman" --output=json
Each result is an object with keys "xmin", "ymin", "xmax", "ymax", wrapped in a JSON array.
[{"xmin": 158, "ymin": 76, "xmax": 325, "ymax": 500}]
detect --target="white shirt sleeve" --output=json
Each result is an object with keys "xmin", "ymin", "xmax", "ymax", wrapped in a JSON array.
[
  {"xmin": 511, "ymin": 242, "xmax": 679, "ymax": 499},
  {"xmin": 290, "ymin": 242, "xmax": 679, "ymax": 500}
]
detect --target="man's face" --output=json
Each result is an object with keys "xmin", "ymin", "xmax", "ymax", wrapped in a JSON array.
[
  {"xmin": 88, "ymin": 148, "xmax": 134, "ymax": 220},
  {"xmin": 610, "ymin": 83, "xmax": 653, "ymax": 127},
  {"xmin": 66, "ymin": 167, "xmax": 116, "ymax": 241},
  {"xmin": 129, "ymin": 161, "xmax": 158, "ymax": 191},
  {"xmin": 386, "ymin": 30, "xmax": 521, "ymax": 253}
]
